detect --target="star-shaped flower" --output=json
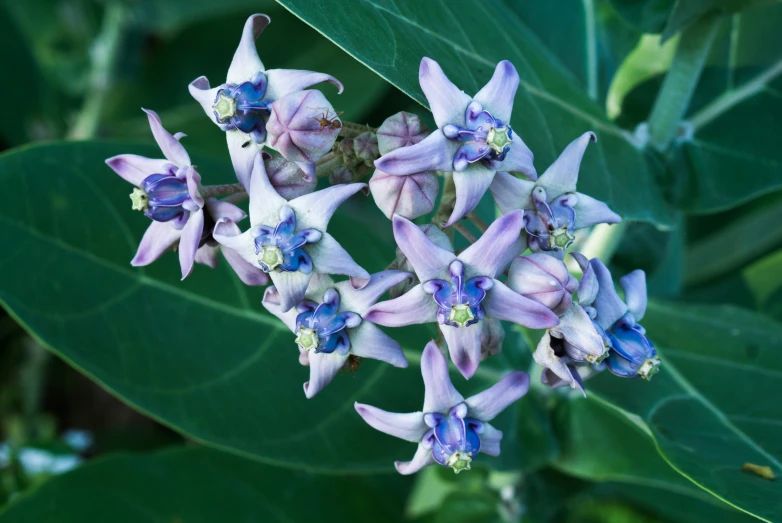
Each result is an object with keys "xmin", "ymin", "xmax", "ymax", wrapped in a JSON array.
[
  {"xmin": 374, "ymin": 58, "xmax": 536, "ymax": 226},
  {"xmin": 355, "ymin": 341, "xmax": 530, "ymax": 474}
]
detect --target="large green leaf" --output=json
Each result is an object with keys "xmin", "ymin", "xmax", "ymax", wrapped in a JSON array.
[
  {"xmin": 275, "ymin": 0, "xmax": 674, "ymax": 226},
  {"xmin": 0, "ymin": 447, "xmax": 411, "ymax": 522},
  {"xmin": 587, "ymin": 301, "xmax": 782, "ymax": 521}
]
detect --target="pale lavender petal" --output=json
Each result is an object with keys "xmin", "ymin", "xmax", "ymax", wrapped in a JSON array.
[
  {"xmin": 440, "ymin": 323, "xmax": 482, "ymax": 379},
  {"xmin": 551, "ymin": 304, "xmax": 604, "ymax": 360},
  {"xmin": 290, "ymin": 183, "xmax": 368, "ymax": 232},
  {"xmin": 369, "ymin": 170, "xmax": 438, "ymax": 220},
  {"xmin": 213, "ymin": 221, "xmax": 256, "ymax": 267},
  {"xmin": 465, "ymin": 371, "xmax": 528, "ymax": 421},
  {"xmin": 459, "ymin": 210, "xmax": 524, "ymax": 277},
  {"xmin": 421, "ymin": 340, "xmax": 464, "ymax": 413},
  {"xmin": 483, "ymin": 279, "xmax": 559, "ymax": 329},
  {"xmin": 349, "ymin": 323, "xmax": 408, "ymax": 368},
  {"xmin": 131, "ymin": 221, "xmax": 181, "ymax": 266},
  {"xmin": 575, "ymin": 254, "xmax": 598, "ymax": 306},
  {"xmin": 261, "ymin": 286, "xmax": 299, "ymax": 331},
  {"xmin": 497, "ymin": 136, "xmax": 536, "ymax": 180},
  {"xmin": 445, "ymin": 164, "xmax": 496, "ymax": 227},
  {"xmin": 507, "ymin": 254, "xmax": 576, "ymax": 315},
  {"xmin": 538, "ymin": 132, "xmax": 596, "ymax": 198},
  {"xmin": 215, "ymin": 218, "xmax": 268, "ymax": 286},
  {"xmin": 269, "ymin": 270, "xmax": 312, "ymax": 312},
  {"xmin": 574, "ymin": 193, "xmax": 622, "ymax": 228},
  {"xmin": 265, "ymin": 69, "xmax": 344, "ymax": 100},
  {"xmin": 395, "ymin": 443, "xmax": 436, "ymax": 475},
  {"xmin": 534, "ymin": 333, "xmax": 585, "ymax": 395},
  {"xmin": 247, "ymin": 153, "xmax": 286, "ymax": 226},
  {"xmin": 419, "ymin": 57, "xmax": 471, "ymax": 128},
  {"xmin": 306, "ymin": 232, "xmax": 370, "ymax": 281},
  {"xmin": 178, "ymin": 209, "xmax": 204, "ymax": 279},
  {"xmin": 142, "ymin": 109, "xmax": 190, "ymax": 167},
  {"xmin": 354, "ymin": 403, "xmax": 426, "ymax": 442},
  {"xmin": 227, "ymin": 131, "xmax": 260, "ymax": 190},
  {"xmin": 304, "ymin": 352, "xmax": 348, "ymax": 398},
  {"xmin": 479, "ymin": 424, "xmax": 503, "ymax": 456},
  {"xmin": 195, "ymin": 244, "xmax": 219, "ymax": 268},
  {"xmin": 204, "ymin": 198, "xmax": 246, "ymax": 224},
  {"xmin": 222, "ymin": 245, "xmax": 269, "ymax": 286},
  {"xmin": 336, "ymin": 270, "xmax": 414, "ymax": 315},
  {"xmin": 570, "ymin": 252, "xmax": 589, "ymax": 272},
  {"xmin": 364, "ymin": 284, "xmax": 438, "ymax": 327},
  {"xmin": 392, "ymin": 215, "xmax": 456, "ymax": 281},
  {"xmin": 488, "ymin": 171, "xmax": 535, "ymax": 214},
  {"xmin": 105, "ymin": 155, "xmax": 169, "ymax": 186},
  {"xmin": 473, "ymin": 60, "xmax": 519, "ymax": 122},
  {"xmin": 184, "ymin": 166, "xmax": 204, "ymax": 208},
  {"xmin": 374, "ymin": 131, "xmax": 457, "ymax": 175},
  {"xmin": 590, "ymin": 258, "xmax": 628, "ymax": 330},
  {"xmin": 620, "ymin": 270, "xmax": 647, "ymax": 321},
  {"xmin": 188, "ymin": 76, "xmax": 221, "ymax": 125},
  {"xmin": 226, "ymin": 14, "xmax": 270, "ymax": 84},
  {"xmin": 266, "ymin": 154, "xmax": 316, "ymax": 200}
]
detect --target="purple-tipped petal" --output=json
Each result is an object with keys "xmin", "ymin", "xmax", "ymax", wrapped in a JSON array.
[
  {"xmin": 265, "ymin": 69, "xmax": 344, "ymax": 100},
  {"xmin": 395, "ymin": 443, "xmax": 436, "ymax": 475},
  {"xmin": 178, "ymin": 209, "xmax": 204, "ymax": 279},
  {"xmin": 364, "ymin": 284, "xmax": 438, "ymax": 327},
  {"xmin": 473, "ymin": 60, "xmax": 519, "ymax": 122},
  {"xmin": 227, "ymin": 131, "xmax": 260, "ymax": 190},
  {"xmin": 421, "ymin": 340, "xmax": 464, "ymax": 413},
  {"xmin": 337, "ymin": 270, "xmax": 414, "ymax": 315},
  {"xmin": 290, "ymin": 183, "xmax": 368, "ymax": 232},
  {"xmin": 459, "ymin": 210, "xmax": 524, "ymax": 277},
  {"xmin": 261, "ymin": 286, "xmax": 299, "ymax": 330},
  {"xmin": 479, "ymin": 424, "xmax": 503, "ymax": 456},
  {"xmin": 488, "ymin": 171, "xmax": 536, "ymax": 214},
  {"xmin": 105, "ymin": 155, "xmax": 170, "ymax": 186},
  {"xmin": 445, "ymin": 165, "xmax": 496, "ymax": 227},
  {"xmin": 369, "ymin": 170, "xmax": 438, "ymax": 220},
  {"xmin": 354, "ymin": 403, "xmax": 427, "ymax": 442},
  {"xmin": 306, "ymin": 232, "xmax": 370, "ymax": 281},
  {"xmin": 304, "ymin": 352, "xmax": 348, "ymax": 398},
  {"xmin": 227, "ymin": 14, "xmax": 270, "ymax": 84},
  {"xmin": 188, "ymin": 76, "xmax": 221, "ymax": 125},
  {"xmin": 223, "ymin": 246, "xmax": 269, "ymax": 286},
  {"xmin": 620, "ymin": 270, "xmax": 647, "ymax": 321},
  {"xmin": 465, "ymin": 371, "xmax": 529, "ymax": 421},
  {"xmin": 374, "ymin": 131, "xmax": 457, "ymax": 175},
  {"xmin": 205, "ymin": 198, "xmax": 246, "ymax": 224},
  {"xmin": 590, "ymin": 258, "xmax": 628, "ymax": 330},
  {"xmin": 483, "ymin": 279, "xmax": 559, "ymax": 329},
  {"xmin": 574, "ymin": 193, "xmax": 622, "ymax": 228},
  {"xmin": 266, "ymin": 154, "xmax": 316, "ymax": 200},
  {"xmin": 195, "ymin": 244, "xmax": 219, "ymax": 268},
  {"xmin": 440, "ymin": 323, "xmax": 482, "ymax": 379},
  {"xmin": 349, "ymin": 323, "xmax": 408, "ymax": 368},
  {"xmin": 269, "ymin": 270, "xmax": 311, "ymax": 312},
  {"xmin": 247, "ymin": 153, "xmax": 287, "ymax": 226},
  {"xmin": 183, "ymin": 166, "xmax": 204, "ymax": 208},
  {"xmin": 213, "ymin": 222, "xmax": 256, "ymax": 266},
  {"xmin": 507, "ymin": 254, "xmax": 576, "ymax": 315},
  {"xmin": 131, "ymin": 221, "xmax": 181, "ymax": 267},
  {"xmin": 575, "ymin": 255, "xmax": 598, "ymax": 306},
  {"xmin": 392, "ymin": 215, "xmax": 456, "ymax": 281},
  {"xmin": 538, "ymin": 132, "xmax": 596, "ymax": 198},
  {"xmin": 419, "ymin": 57, "xmax": 471, "ymax": 128},
  {"xmin": 498, "ymin": 137, "xmax": 536, "ymax": 180},
  {"xmin": 142, "ymin": 109, "xmax": 190, "ymax": 167}
]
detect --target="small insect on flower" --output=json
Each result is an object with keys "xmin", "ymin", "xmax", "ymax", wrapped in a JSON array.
[
  {"xmin": 310, "ymin": 107, "xmax": 343, "ymax": 131},
  {"xmin": 341, "ymin": 355, "xmax": 363, "ymax": 375}
]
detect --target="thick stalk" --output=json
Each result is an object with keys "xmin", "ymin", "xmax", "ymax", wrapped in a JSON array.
[
  {"xmin": 576, "ymin": 222, "xmax": 628, "ymax": 265},
  {"xmin": 200, "ymin": 183, "xmax": 245, "ymax": 198}
]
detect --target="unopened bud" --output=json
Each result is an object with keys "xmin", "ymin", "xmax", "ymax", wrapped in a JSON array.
[{"xmin": 377, "ymin": 112, "xmax": 430, "ymax": 154}]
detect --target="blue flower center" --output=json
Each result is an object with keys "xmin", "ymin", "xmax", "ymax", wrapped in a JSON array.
[
  {"xmin": 294, "ymin": 289, "xmax": 361, "ymax": 355},
  {"xmin": 443, "ymin": 102, "xmax": 513, "ymax": 171},
  {"xmin": 423, "ymin": 260, "xmax": 492, "ymax": 328},
  {"xmin": 253, "ymin": 206, "xmax": 322, "ymax": 273},
  {"xmin": 132, "ymin": 172, "xmax": 191, "ymax": 224},
  {"xmin": 524, "ymin": 187, "xmax": 576, "ymax": 251},
  {"xmin": 425, "ymin": 404, "xmax": 483, "ymax": 473},
  {"xmin": 212, "ymin": 72, "xmax": 271, "ymax": 143},
  {"xmin": 605, "ymin": 313, "xmax": 660, "ymax": 379}
]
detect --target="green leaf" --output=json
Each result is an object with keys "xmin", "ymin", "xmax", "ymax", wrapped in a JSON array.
[
  {"xmin": 0, "ymin": 447, "xmax": 412, "ymax": 522},
  {"xmin": 743, "ymin": 248, "xmax": 782, "ymax": 317},
  {"xmin": 275, "ymin": 0, "xmax": 674, "ymax": 226},
  {"xmin": 588, "ymin": 300, "xmax": 782, "ymax": 521},
  {"xmin": 661, "ymin": 0, "xmax": 780, "ymax": 41}
]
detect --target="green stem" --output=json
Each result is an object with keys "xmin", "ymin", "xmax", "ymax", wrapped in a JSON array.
[
  {"xmin": 646, "ymin": 15, "xmax": 720, "ymax": 151},
  {"xmin": 201, "ymin": 183, "xmax": 245, "ymax": 198},
  {"xmin": 433, "ymin": 172, "xmax": 456, "ymax": 229},
  {"xmin": 339, "ymin": 121, "xmax": 376, "ymax": 138},
  {"xmin": 314, "ymin": 152, "xmax": 344, "ymax": 179},
  {"xmin": 577, "ymin": 222, "xmax": 628, "ymax": 264}
]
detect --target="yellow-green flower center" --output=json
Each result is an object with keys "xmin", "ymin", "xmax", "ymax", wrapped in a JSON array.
[
  {"xmin": 550, "ymin": 226, "xmax": 575, "ymax": 249},
  {"xmin": 449, "ymin": 303, "xmax": 475, "ymax": 328},
  {"xmin": 639, "ymin": 356, "xmax": 661, "ymax": 380},
  {"xmin": 586, "ymin": 349, "xmax": 609, "ymax": 365},
  {"xmin": 486, "ymin": 126, "xmax": 512, "ymax": 154},
  {"xmin": 259, "ymin": 245, "xmax": 284, "ymax": 272},
  {"xmin": 446, "ymin": 451, "xmax": 472, "ymax": 473},
  {"xmin": 213, "ymin": 92, "xmax": 237, "ymax": 120},
  {"xmin": 295, "ymin": 327, "xmax": 320, "ymax": 351},
  {"xmin": 130, "ymin": 187, "xmax": 149, "ymax": 212}
]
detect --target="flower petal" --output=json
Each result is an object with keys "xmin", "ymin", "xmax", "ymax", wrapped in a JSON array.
[
  {"xmin": 473, "ymin": 60, "xmax": 519, "ymax": 122},
  {"xmin": 290, "ymin": 183, "xmax": 368, "ymax": 232},
  {"xmin": 575, "ymin": 254, "xmax": 598, "ymax": 306},
  {"xmin": 465, "ymin": 371, "xmax": 529, "ymax": 421},
  {"xmin": 573, "ymin": 193, "xmax": 621, "ymax": 229},
  {"xmin": 269, "ymin": 270, "xmax": 312, "ymax": 312},
  {"xmin": 369, "ymin": 170, "xmax": 438, "ymax": 220},
  {"xmin": 265, "ymin": 69, "xmax": 344, "ymax": 100},
  {"xmin": 479, "ymin": 423, "xmax": 503, "ymax": 456},
  {"xmin": 440, "ymin": 324, "xmax": 482, "ymax": 379},
  {"xmin": 304, "ymin": 352, "xmax": 348, "ymax": 398},
  {"xmin": 488, "ymin": 171, "xmax": 535, "ymax": 215},
  {"xmin": 131, "ymin": 221, "xmax": 181, "ymax": 267},
  {"xmin": 188, "ymin": 76, "xmax": 221, "ymax": 125},
  {"xmin": 419, "ymin": 57, "xmax": 471, "ymax": 128},
  {"xmin": 552, "ymin": 304, "xmax": 605, "ymax": 361},
  {"xmin": 247, "ymin": 153, "xmax": 287, "ymax": 226},
  {"xmin": 364, "ymin": 284, "xmax": 438, "ymax": 327},
  {"xmin": 227, "ymin": 131, "xmax": 260, "ymax": 190},
  {"xmin": 620, "ymin": 270, "xmax": 647, "ymax": 321},
  {"xmin": 105, "ymin": 155, "xmax": 170, "ymax": 186},
  {"xmin": 142, "ymin": 109, "xmax": 190, "ymax": 166},
  {"xmin": 392, "ymin": 215, "xmax": 456, "ymax": 282},
  {"xmin": 374, "ymin": 131, "xmax": 457, "ymax": 175},
  {"xmin": 498, "ymin": 136, "xmax": 536, "ymax": 180},
  {"xmin": 213, "ymin": 221, "xmax": 257, "ymax": 266},
  {"xmin": 445, "ymin": 164, "xmax": 496, "ymax": 227},
  {"xmin": 349, "ymin": 323, "xmax": 408, "ymax": 368},
  {"xmin": 534, "ymin": 333, "xmax": 585, "ymax": 394},
  {"xmin": 195, "ymin": 244, "xmax": 219, "ymax": 268},
  {"xmin": 336, "ymin": 270, "xmax": 414, "ymax": 315},
  {"xmin": 590, "ymin": 258, "xmax": 628, "ymax": 330},
  {"xmin": 227, "ymin": 14, "xmax": 270, "ymax": 84},
  {"xmin": 483, "ymin": 279, "xmax": 559, "ymax": 329},
  {"xmin": 395, "ymin": 443, "xmax": 436, "ymax": 475},
  {"xmin": 204, "ymin": 198, "xmax": 247, "ymax": 224},
  {"xmin": 421, "ymin": 340, "xmax": 464, "ymax": 413},
  {"xmin": 354, "ymin": 403, "xmax": 427, "ymax": 442},
  {"xmin": 261, "ymin": 286, "xmax": 299, "ymax": 331},
  {"xmin": 306, "ymin": 232, "xmax": 370, "ymax": 281},
  {"xmin": 178, "ymin": 209, "xmax": 204, "ymax": 279},
  {"xmin": 459, "ymin": 210, "xmax": 524, "ymax": 278},
  {"xmin": 538, "ymin": 131, "xmax": 596, "ymax": 199},
  {"xmin": 222, "ymin": 246, "xmax": 269, "ymax": 286}
]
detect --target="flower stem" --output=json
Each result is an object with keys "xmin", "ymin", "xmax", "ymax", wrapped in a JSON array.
[
  {"xmin": 577, "ymin": 222, "xmax": 628, "ymax": 264},
  {"xmin": 451, "ymin": 222, "xmax": 478, "ymax": 244},
  {"xmin": 201, "ymin": 183, "xmax": 245, "ymax": 198},
  {"xmin": 314, "ymin": 152, "xmax": 344, "ymax": 179},
  {"xmin": 467, "ymin": 212, "xmax": 489, "ymax": 233},
  {"xmin": 221, "ymin": 192, "xmax": 249, "ymax": 204},
  {"xmin": 646, "ymin": 15, "xmax": 720, "ymax": 151},
  {"xmin": 433, "ymin": 172, "xmax": 456, "ymax": 229}
]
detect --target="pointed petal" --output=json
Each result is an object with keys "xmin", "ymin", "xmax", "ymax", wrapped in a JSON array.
[
  {"xmin": 178, "ymin": 210, "xmax": 204, "ymax": 279},
  {"xmin": 576, "ymin": 255, "xmax": 598, "ymax": 306},
  {"xmin": 336, "ymin": 270, "xmax": 414, "ymax": 315},
  {"xmin": 306, "ymin": 232, "xmax": 370, "ymax": 280},
  {"xmin": 213, "ymin": 221, "xmax": 256, "ymax": 266},
  {"xmin": 488, "ymin": 171, "xmax": 535, "ymax": 215},
  {"xmin": 105, "ymin": 155, "xmax": 169, "ymax": 186},
  {"xmin": 422, "ymin": 340, "xmax": 464, "ymax": 413},
  {"xmin": 466, "ymin": 371, "xmax": 529, "ymax": 421},
  {"xmin": 479, "ymin": 424, "xmax": 503, "ymax": 456},
  {"xmin": 473, "ymin": 60, "xmax": 519, "ymax": 122},
  {"xmin": 188, "ymin": 76, "xmax": 221, "ymax": 125},
  {"xmin": 459, "ymin": 210, "xmax": 524, "ymax": 277},
  {"xmin": 131, "ymin": 221, "xmax": 181, "ymax": 266},
  {"xmin": 261, "ymin": 286, "xmax": 299, "ymax": 330},
  {"xmin": 498, "ymin": 137, "xmax": 536, "ymax": 180},
  {"xmin": 552, "ymin": 304, "xmax": 605, "ymax": 360},
  {"xmin": 304, "ymin": 352, "xmax": 348, "ymax": 398},
  {"xmin": 574, "ymin": 193, "xmax": 622, "ymax": 229},
  {"xmin": 538, "ymin": 131, "xmax": 596, "ymax": 198},
  {"xmin": 142, "ymin": 109, "xmax": 190, "ymax": 166},
  {"xmin": 534, "ymin": 333, "xmax": 585, "ymax": 394},
  {"xmin": 265, "ymin": 69, "xmax": 343, "ymax": 100},
  {"xmin": 227, "ymin": 14, "xmax": 270, "ymax": 84},
  {"xmin": 195, "ymin": 243, "xmax": 219, "ymax": 268},
  {"xmin": 419, "ymin": 57, "xmax": 471, "ymax": 128},
  {"xmin": 440, "ymin": 324, "xmax": 482, "ymax": 379},
  {"xmin": 204, "ymin": 198, "xmax": 246, "ymax": 223},
  {"xmin": 374, "ymin": 131, "xmax": 456, "ymax": 175},
  {"xmin": 223, "ymin": 246, "xmax": 269, "ymax": 286},
  {"xmin": 364, "ymin": 284, "xmax": 438, "ymax": 327},
  {"xmin": 620, "ymin": 270, "xmax": 647, "ymax": 321},
  {"xmin": 445, "ymin": 165, "xmax": 496, "ymax": 227},
  {"xmin": 247, "ymin": 153, "xmax": 286, "ymax": 226},
  {"xmin": 395, "ymin": 443, "xmax": 436, "ymax": 475},
  {"xmin": 590, "ymin": 258, "xmax": 628, "ymax": 330},
  {"xmin": 393, "ymin": 215, "xmax": 456, "ymax": 282},
  {"xmin": 354, "ymin": 403, "xmax": 426, "ymax": 442},
  {"xmin": 349, "ymin": 323, "xmax": 408, "ymax": 368},
  {"xmin": 290, "ymin": 183, "xmax": 368, "ymax": 231},
  {"xmin": 484, "ymin": 279, "xmax": 559, "ymax": 329},
  {"xmin": 227, "ymin": 131, "xmax": 260, "ymax": 190},
  {"xmin": 269, "ymin": 270, "xmax": 312, "ymax": 312}
]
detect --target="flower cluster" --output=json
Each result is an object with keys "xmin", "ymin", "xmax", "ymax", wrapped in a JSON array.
[{"xmin": 105, "ymin": 13, "xmax": 658, "ymax": 475}]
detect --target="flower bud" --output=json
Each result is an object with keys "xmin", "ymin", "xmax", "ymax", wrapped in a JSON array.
[
  {"xmin": 377, "ymin": 112, "xmax": 430, "ymax": 154},
  {"xmin": 369, "ymin": 170, "xmax": 438, "ymax": 220},
  {"xmin": 265, "ymin": 153, "xmax": 316, "ymax": 200},
  {"xmin": 507, "ymin": 254, "xmax": 578, "ymax": 316},
  {"xmin": 330, "ymin": 165, "xmax": 355, "ymax": 185},
  {"xmin": 353, "ymin": 131, "xmax": 379, "ymax": 162}
]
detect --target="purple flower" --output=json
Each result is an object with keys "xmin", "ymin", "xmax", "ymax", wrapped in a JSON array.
[
  {"xmin": 188, "ymin": 14, "xmax": 343, "ymax": 187},
  {"xmin": 213, "ymin": 154, "xmax": 370, "ymax": 312},
  {"xmin": 263, "ymin": 271, "xmax": 411, "ymax": 398},
  {"xmin": 375, "ymin": 59, "xmax": 535, "ymax": 226},
  {"xmin": 490, "ymin": 132, "xmax": 622, "ymax": 257},
  {"xmin": 365, "ymin": 212, "xmax": 559, "ymax": 378},
  {"xmin": 355, "ymin": 341, "xmax": 529, "ymax": 474},
  {"xmin": 507, "ymin": 254, "xmax": 578, "ymax": 316}
]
